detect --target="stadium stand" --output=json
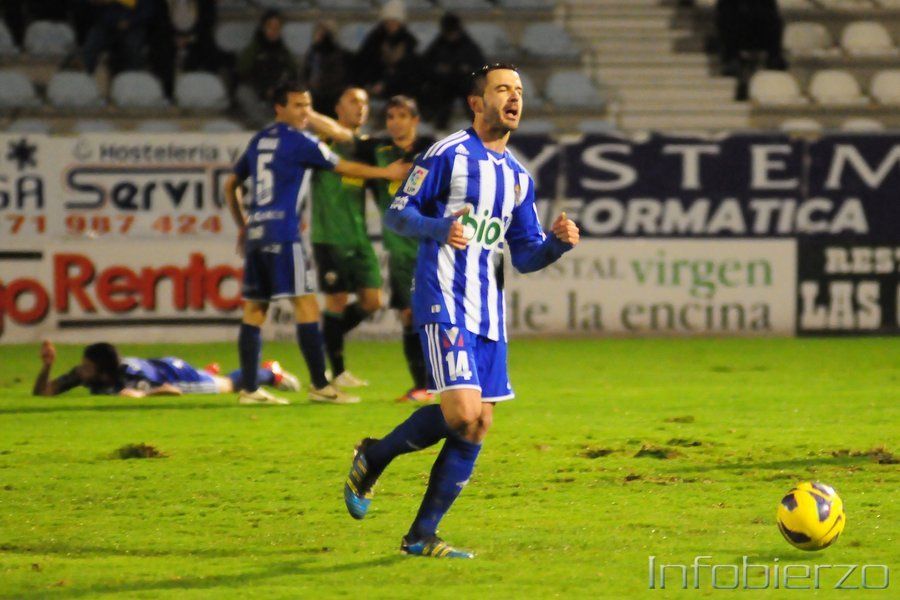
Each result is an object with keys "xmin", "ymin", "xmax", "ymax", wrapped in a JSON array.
[
  {"xmin": 808, "ymin": 69, "xmax": 869, "ymax": 105},
  {"xmin": 0, "ymin": 22, "xmax": 17, "ymax": 56},
  {"xmin": 0, "ymin": 71, "xmax": 40, "ymax": 109},
  {"xmin": 870, "ymin": 69, "xmax": 900, "ymax": 105},
  {"xmin": 6, "ymin": 118, "xmax": 51, "ymax": 134},
  {"xmin": 174, "ymin": 72, "xmax": 229, "ymax": 110},
  {"xmin": 841, "ymin": 116, "xmax": 886, "ymax": 131},
  {"xmin": 72, "ymin": 119, "xmax": 117, "ymax": 134},
  {"xmin": 23, "ymin": 20, "xmax": 75, "ymax": 57},
  {"xmin": 110, "ymin": 72, "xmax": 169, "ymax": 109},
  {"xmin": 47, "ymin": 72, "xmax": 104, "ymax": 109},
  {"xmin": 749, "ymin": 70, "xmax": 808, "ymax": 105}
]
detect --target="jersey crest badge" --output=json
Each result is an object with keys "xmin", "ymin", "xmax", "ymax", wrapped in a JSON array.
[{"xmin": 403, "ymin": 166, "xmax": 429, "ymax": 195}]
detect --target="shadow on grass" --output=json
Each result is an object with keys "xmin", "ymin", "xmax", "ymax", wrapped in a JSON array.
[
  {"xmin": 19, "ymin": 555, "xmax": 405, "ymax": 599},
  {"xmin": 0, "ymin": 402, "xmax": 308, "ymax": 416},
  {"xmin": 676, "ymin": 454, "xmax": 879, "ymax": 474},
  {"xmin": 0, "ymin": 542, "xmax": 303, "ymax": 559}
]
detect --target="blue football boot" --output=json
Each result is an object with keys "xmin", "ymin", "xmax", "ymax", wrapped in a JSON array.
[
  {"xmin": 401, "ymin": 535, "xmax": 475, "ymax": 559},
  {"xmin": 344, "ymin": 438, "xmax": 379, "ymax": 520}
]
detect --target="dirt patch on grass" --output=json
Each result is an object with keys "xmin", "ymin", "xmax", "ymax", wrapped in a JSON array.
[
  {"xmin": 580, "ymin": 446, "xmax": 615, "ymax": 459},
  {"xmin": 664, "ymin": 415, "xmax": 695, "ymax": 423},
  {"xmin": 113, "ymin": 443, "xmax": 167, "ymax": 459},
  {"xmin": 832, "ymin": 446, "xmax": 897, "ymax": 465},
  {"xmin": 634, "ymin": 445, "xmax": 681, "ymax": 459},
  {"xmin": 667, "ymin": 438, "xmax": 702, "ymax": 447}
]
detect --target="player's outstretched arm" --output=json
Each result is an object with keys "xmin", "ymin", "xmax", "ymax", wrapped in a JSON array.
[
  {"xmin": 334, "ymin": 158, "xmax": 410, "ymax": 182},
  {"xmin": 306, "ymin": 110, "xmax": 355, "ymax": 143},
  {"xmin": 32, "ymin": 340, "xmax": 56, "ymax": 396}
]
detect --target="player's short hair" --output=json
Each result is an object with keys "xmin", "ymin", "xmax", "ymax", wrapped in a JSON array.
[
  {"xmin": 273, "ymin": 78, "xmax": 310, "ymax": 107},
  {"xmin": 385, "ymin": 95, "xmax": 419, "ymax": 118},
  {"xmin": 83, "ymin": 342, "xmax": 120, "ymax": 383},
  {"xmin": 468, "ymin": 63, "xmax": 519, "ymax": 97}
]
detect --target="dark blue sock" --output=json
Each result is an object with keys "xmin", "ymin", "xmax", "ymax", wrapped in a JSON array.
[
  {"xmin": 365, "ymin": 404, "xmax": 451, "ymax": 475},
  {"xmin": 227, "ymin": 368, "xmax": 274, "ymax": 389},
  {"xmin": 408, "ymin": 434, "xmax": 482, "ymax": 542},
  {"xmin": 237, "ymin": 323, "xmax": 262, "ymax": 392},
  {"xmin": 296, "ymin": 323, "xmax": 329, "ymax": 389}
]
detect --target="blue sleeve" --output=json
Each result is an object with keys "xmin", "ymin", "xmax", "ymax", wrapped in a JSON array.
[
  {"xmin": 384, "ymin": 151, "xmax": 455, "ymax": 243},
  {"xmin": 295, "ymin": 131, "xmax": 340, "ymax": 171},
  {"xmin": 506, "ymin": 174, "xmax": 572, "ymax": 273}
]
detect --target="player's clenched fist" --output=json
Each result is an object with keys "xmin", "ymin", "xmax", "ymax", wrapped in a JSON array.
[
  {"xmin": 446, "ymin": 205, "xmax": 471, "ymax": 250},
  {"xmin": 40, "ymin": 340, "xmax": 56, "ymax": 366},
  {"xmin": 551, "ymin": 212, "xmax": 579, "ymax": 246}
]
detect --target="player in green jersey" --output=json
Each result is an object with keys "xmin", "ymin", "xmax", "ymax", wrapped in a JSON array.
[
  {"xmin": 370, "ymin": 96, "xmax": 435, "ymax": 403},
  {"xmin": 310, "ymin": 87, "xmax": 383, "ymax": 389}
]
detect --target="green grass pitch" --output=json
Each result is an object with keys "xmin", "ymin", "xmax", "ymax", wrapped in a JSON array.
[{"xmin": 0, "ymin": 337, "xmax": 897, "ymax": 598}]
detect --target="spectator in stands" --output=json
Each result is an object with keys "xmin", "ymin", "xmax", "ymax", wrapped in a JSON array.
[
  {"xmin": 355, "ymin": 0, "xmax": 419, "ymax": 100},
  {"xmin": 236, "ymin": 9, "xmax": 297, "ymax": 126},
  {"xmin": 148, "ymin": 0, "xmax": 222, "ymax": 98},
  {"xmin": 1, "ymin": 0, "xmax": 26, "ymax": 47},
  {"xmin": 303, "ymin": 20, "xmax": 352, "ymax": 118},
  {"xmin": 421, "ymin": 12, "xmax": 485, "ymax": 129},
  {"xmin": 716, "ymin": 0, "xmax": 786, "ymax": 75},
  {"xmin": 82, "ymin": 0, "xmax": 153, "ymax": 75}
]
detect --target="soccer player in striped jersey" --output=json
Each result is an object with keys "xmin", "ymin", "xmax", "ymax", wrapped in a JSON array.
[
  {"xmin": 224, "ymin": 80, "xmax": 408, "ymax": 405},
  {"xmin": 344, "ymin": 64, "xmax": 580, "ymax": 558},
  {"xmin": 370, "ymin": 96, "xmax": 434, "ymax": 403}
]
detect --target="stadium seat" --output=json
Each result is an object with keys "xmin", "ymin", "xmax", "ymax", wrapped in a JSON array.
[
  {"xmin": 819, "ymin": 0, "xmax": 877, "ymax": 10},
  {"xmin": 135, "ymin": 120, "xmax": 181, "ymax": 133},
  {"xmin": 201, "ymin": 119, "xmax": 245, "ymax": 133},
  {"xmin": 514, "ymin": 118, "xmax": 555, "ymax": 135},
  {"xmin": 808, "ymin": 70, "xmax": 868, "ymax": 105},
  {"xmin": 73, "ymin": 119, "xmax": 117, "ymax": 134},
  {"xmin": 577, "ymin": 119, "xmax": 618, "ymax": 134},
  {"xmin": 497, "ymin": 0, "xmax": 552, "ymax": 8},
  {"xmin": 437, "ymin": 0, "xmax": 495, "ymax": 10},
  {"xmin": 0, "ymin": 22, "xmax": 17, "ymax": 56},
  {"xmin": 6, "ymin": 118, "xmax": 51, "ymax": 134},
  {"xmin": 338, "ymin": 22, "xmax": 373, "ymax": 53},
  {"xmin": 376, "ymin": 0, "xmax": 434, "ymax": 10},
  {"xmin": 841, "ymin": 117, "xmax": 885, "ymax": 132},
  {"xmin": 779, "ymin": 118, "xmax": 824, "ymax": 134},
  {"xmin": 840, "ymin": 22, "xmax": 897, "ymax": 57},
  {"xmin": 748, "ymin": 71, "xmax": 807, "ymax": 105},
  {"xmin": 416, "ymin": 120, "xmax": 437, "ymax": 138},
  {"xmin": 0, "ymin": 71, "xmax": 40, "ymax": 109},
  {"xmin": 776, "ymin": 0, "xmax": 815, "ymax": 8},
  {"xmin": 175, "ymin": 72, "xmax": 228, "ymax": 110},
  {"xmin": 47, "ymin": 72, "xmax": 104, "ymax": 109},
  {"xmin": 545, "ymin": 71, "xmax": 605, "ymax": 108},
  {"xmin": 520, "ymin": 24, "xmax": 580, "ymax": 60},
  {"xmin": 870, "ymin": 69, "xmax": 900, "ymax": 105},
  {"xmin": 23, "ymin": 21, "xmax": 75, "ymax": 57},
  {"xmin": 283, "ymin": 22, "xmax": 314, "ymax": 56},
  {"xmin": 315, "ymin": 0, "xmax": 373, "ymax": 10},
  {"xmin": 784, "ymin": 22, "xmax": 836, "ymax": 57},
  {"xmin": 467, "ymin": 23, "xmax": 517, "ymax": 61},
  {"xmin": 409, "ymin": 22, "xmax": 439, "ymax": 49},
  {"xmin": 215, "ymin": 22, "xmax": 255, "ymax": 55},
  {"xmin": 111, "ymin": 71, "xmax": 168, "ymax": 108}
]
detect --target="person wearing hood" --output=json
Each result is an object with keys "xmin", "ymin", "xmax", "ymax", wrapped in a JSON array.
[
  {"xmin": 355, "ymin": 0, "xmax": 419, "ymax": 99},
  {"xmin": 236, "ymin": 9, "xmax": 298, "ymax": 126},
  {"xmin": 303, "ymin": 20, "xmax": 353, "ymax": 118},
  {"xmin": 421, "ymin": 12, "xmax": 486, "ymax": 129}
]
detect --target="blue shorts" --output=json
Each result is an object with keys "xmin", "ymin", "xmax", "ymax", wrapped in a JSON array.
[
  {"xmin": 419, "ymin": 322, "xmax": 514, "ymax": 402},
  {"xmin": 242, "ymin": 242, "xmax": 315, "ymax": 301},
  {"xmin": 121, "ymin": 357, "xmax": 219, "ymax": 394}
]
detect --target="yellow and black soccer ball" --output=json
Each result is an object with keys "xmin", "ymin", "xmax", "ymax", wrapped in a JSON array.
[{"xmin": 777, "ymin": 482, "xmax": 845, "ymax": 551}]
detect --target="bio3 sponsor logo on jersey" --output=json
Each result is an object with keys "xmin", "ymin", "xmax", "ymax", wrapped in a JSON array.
[
  {"xmin": 0, "ymin": 253, "xmax": 241, "ymax": 339},
  {"xmin": 460, "ymin": 209, "xmax": 505, "ymax": 250}
]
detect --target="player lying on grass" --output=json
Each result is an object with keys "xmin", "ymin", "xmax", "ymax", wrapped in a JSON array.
[
  {"xmin": 344, "ymin": 64, "xmax": 580, "ymax": 558},
  {"xmin": 32, "ymin": 340, "xmax": 299, "ymax": 399}
]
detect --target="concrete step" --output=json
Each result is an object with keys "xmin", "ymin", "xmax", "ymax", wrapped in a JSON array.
[
  {"xmin": 596, "ymin": 65, "xmax": 713, "ymax": 80},
  {"xmin": 593, "ymin": 54, "xmax": 712, "ymax": 66},
  {"xmin": 617, "ymin": 86, "xmax": 735, "ymax": 101},
  {"xmin": 623, "ymin": 100, "xmax": 749, "ymax": 113}
]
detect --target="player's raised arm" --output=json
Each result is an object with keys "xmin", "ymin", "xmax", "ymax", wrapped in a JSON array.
[
  {"xmin": 333, "ymin": 157, "xmax": 410, "ymax": 182},
  {"xmin": 306, "ymin": 109, "xmax": 355, "ymax": 144},
  {"xmin": 506, "ymin": 175, "xmax": 579, "ymax": 273}
]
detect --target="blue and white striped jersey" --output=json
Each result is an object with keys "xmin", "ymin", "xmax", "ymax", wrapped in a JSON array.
[{"xmin": 386, "ymin": 128, "xmax": 571, "ymax": 342}]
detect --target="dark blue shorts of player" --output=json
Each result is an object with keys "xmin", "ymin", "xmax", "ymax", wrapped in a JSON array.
[
  {"xmin": 242, "ymin": 242, "xmax": 316, "ymax": 302},
  {"xmin": 419, "ymin": 322, "xmax": 514, "ymax": 402},
  {"xmin": 120, "ymin": 357, "xmax": 219, "ymax": 394}
]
